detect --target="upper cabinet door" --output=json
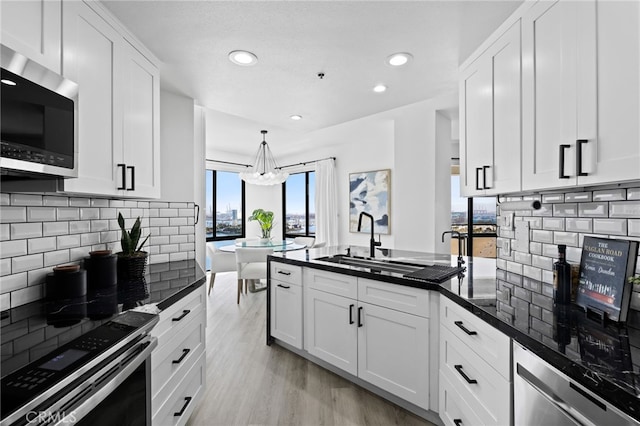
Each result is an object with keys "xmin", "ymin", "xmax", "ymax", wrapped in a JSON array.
[
  {"xmin": 578, "ymin": 0, "xmax": 640, "ymax": 185},
  {"xmin": 1, "ymin": 0, "xmax": 62, "ymax": 73},
  {"xmin": 121, "ymin": 42, "xmax": 161, "ymax": 198},
  {"xmin": 61, "ymin": 0, "xmax": 123, "ymax": 196},
  {"xmin": 522, "ymin": 0, "xmax": 586, "ymax": 190}
]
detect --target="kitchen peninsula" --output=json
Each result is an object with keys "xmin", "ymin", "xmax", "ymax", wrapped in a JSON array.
[{"xmin": 267, "ymin": 246, "xmax": 640, "ymax": 425}]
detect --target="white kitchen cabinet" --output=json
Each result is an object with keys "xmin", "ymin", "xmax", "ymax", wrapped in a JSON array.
[
  {"xmin": 270, "ymin": 263, "xmax": 303, "ymax": 349},
  {"xmin": 357, "ymin": 301, "xmax": 429, "ymax": 409},
  {"xmin": 1, "ymin": 0, "xmax": 62, "ymax": 73},
  {"xmin": 305, "ymin": 287, "xmax": 358, "ymax": 375},
  {"xmin": 522, "ymin": 0, "xmax": 640, "ymax": 190},
  {"xmin": 459, "ymin": 20, "xmax": 521, "ymax": 196},
  {"xmin": 61, "ymin": 0, "xmax": 160, "ymax": 198}
]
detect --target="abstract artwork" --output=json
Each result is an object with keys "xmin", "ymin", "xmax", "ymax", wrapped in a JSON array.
[{"xmin": 349, "ymin": 169, "xmax": 390, "ymax": 234}]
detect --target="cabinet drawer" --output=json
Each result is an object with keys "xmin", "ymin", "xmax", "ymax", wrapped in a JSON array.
[
  {"xmin": 153, "ymin": 287, "xmax": 205, "ymax": 345},
  {"xmin": 440, "ymin": 297, "xmax": 510, "ymax": 379},
  {"xmin": 270, "ymin": 279, "xmax": 303, "ymax": 349},
  {"xmin": 439, "ymin": 372, "xmax": 484, "ymax": 426},
  {"xmin": 152, "ymin": 351, "xmax": 205, "ymax": 426},
  {"xmin": 152, "ymin": 314, "xmax": 205, "ymax": 400},
  {"xmin": 270, "ymin": 262, "xmax": 302, "ymax": 285},
  {"xmin": 303, "ymin": 267, "xmax": 357, "ymax": 299},
  {"xmin": 440, "ymin": 326, "xmax": 511, "ymax": 426},
  {"xmin": 358, "ymin": 278, "xmax": 430, "ymax": 318}
]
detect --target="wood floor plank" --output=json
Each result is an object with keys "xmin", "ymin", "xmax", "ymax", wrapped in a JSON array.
[{"xmin": 187, "ymin": 272, "xmax": 435, "ymax": 426}]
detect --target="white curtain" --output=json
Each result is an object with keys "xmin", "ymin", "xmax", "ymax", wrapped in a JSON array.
[{"xmin": 314, "ymin": 159, "xmax": 338, "ymax": 247}]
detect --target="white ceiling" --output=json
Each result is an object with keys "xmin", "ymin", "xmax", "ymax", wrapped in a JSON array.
[{"xmin": 101, "ymin": 0, "xmax": 522, "ymax": 155}]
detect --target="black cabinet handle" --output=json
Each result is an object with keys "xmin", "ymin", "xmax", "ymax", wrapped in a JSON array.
[
  {"xmin": 475, "ymin": 167, "xmax": 483, "ymax": 190},
  {"xmin": 357, "ymin": 306, "xmax": 363, "ymax": 327},
  {"xmin": 576, "ymin": 139, "xmax": 588, "ymax": 176},
  {"xmin": 172, "ymin": 348, "xmax": 190, "ymax": 364},
  {"xmin": 117, "ymin": 163, "xmax": 126, "ymax": 190},
  {"xmin": 454, "ymin": 420, "xmax": 463, "ymax": 426},
  {"xmin": 276, "ymin": 284, "xmax": 290, "ymax": 289},
  {"xmin": 127, "ymin": 166, "xmax": 135, "ymax": 190},
  {"xmin": 172, "ymin": 310, "xmax": 190, "ymax": 322},
  {"xmin": 173, "ymin": 396, "xmax": 192, "ymax": 416},
  {"xmin": 454, "ymin": 364, "xmax": 478, "ymax": 384},
  {"xmin": 277, "ymin": 271, "xmax": 291, "ymax": 276},
  {"xmin": 558, "ymin": 144, "xmax": 570, "ymax": 179},
  {"xmin": 482, "ymin": 165, "xmax": 490, "ymax": 189},
  {"xmin": 454, "ymin": 321, "xmax": 477, "ymax": 336},
  {"xmin": 194, "ymin": 204, "xmax": 200, "ymax": 225},
  {"xmin": 349, "ymin": 304, "xmax": 355, "ymax": 324}
]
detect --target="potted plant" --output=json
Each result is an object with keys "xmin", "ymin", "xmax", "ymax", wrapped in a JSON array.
[
  {"xmin": 116, "ymin": 213, "xmax": 150, "ymax": 281},
  {"xmin": 249, "ymin": 208, "xmax": 274, "ymax": 241},
  {"xmin": 629, "ymin": 275, "xmax": 640, "ymax": 286}
]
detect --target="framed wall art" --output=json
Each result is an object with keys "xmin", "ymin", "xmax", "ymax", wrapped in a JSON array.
[{"xmin": 349, "ymin": 169, "xmax": 390, "ymax": 234}]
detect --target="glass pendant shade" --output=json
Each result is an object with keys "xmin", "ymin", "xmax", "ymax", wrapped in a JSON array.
[{"xmin": 239, "ymin": 130, "xmax": 289, "ymax": 185}]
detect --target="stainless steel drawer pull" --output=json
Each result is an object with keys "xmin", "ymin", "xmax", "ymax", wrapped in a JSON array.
[
  {"xmin": 454, "ymin": 364, "xmax": 478, "ymax": 384},
  {"xmin": 277, "ymin": 271, "xmax": 292, "ymax": 276},
  {"xmin": 172, "ymin": 310, "xmax": 191, "ymax": 322},
  {"xmin": 454, "ymin": 419, "xmax": 463, "ymax": 426},
  {"xmin": 172, "ymin": 348, "xmax": 190, "ymax": 364},
  {"xmin": 454, "ymin": 321, "xmax": 477, "ymax": 336},
  {"xmin": 277, "ymin": 284, "xmax": 290, "ymax": 289},
  {"xmin": 173, "ymin": 396, "xmax": 192, "ymax": 416}
]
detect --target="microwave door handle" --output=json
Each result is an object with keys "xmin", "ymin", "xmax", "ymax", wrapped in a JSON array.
[
  {"xmin": 117, "ymin": 164, "xmax": 126, "ymax": 190},
  {"xmin": 127, "ymin": 166, "xmax": 135, "ymax": 191}
]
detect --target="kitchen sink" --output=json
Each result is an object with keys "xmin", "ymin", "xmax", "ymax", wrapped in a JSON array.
[{"xmin": 314, "ymin": 255, "xmax": 426, "ymax": 274}]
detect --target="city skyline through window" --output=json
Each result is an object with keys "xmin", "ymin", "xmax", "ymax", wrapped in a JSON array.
[
  {"xmin": 284, "ymin": 171, "xmax": 315, "ymax": 237},
  {"xmin": 206, "ymin": 170, "xmax": 245, "ymax": 241}
]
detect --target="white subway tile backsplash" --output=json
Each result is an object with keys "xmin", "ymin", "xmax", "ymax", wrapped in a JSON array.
[
  {"xmin": 150, "ymin": 236, "xmax": 170, "ymax": 246},
  {"xmin": 170, "ymin": 235, "xmax": 188, "ymax": 244},
  {"xmin": 542, "ymin": 193, "xmax": 564, "ymax": 203},
  {"xmin": 169, "ymin": 217, "xmax": 188, "ymax": 227},
  {"xmin": 0, "ymin": 224, "xmax": 9, "ymax": 241},
  {"xmin": 150, "ymin": 218, "xmax": 169, "ymax": 227},
  {"xmin": 179, "ymin": 243, "xmax": 195, "ymax": 252},
  {"xmin": 43, "ymin": 196, "xmax": 68, "ymax": 207},
  {"xmin": 506, "ymin": 261, "xmax": 523, "ymax": 275},
  {"xmin": 553, "ymin": 203, "xmax": 578, "ymax": 217},
  {"xmin": 179, "ymin": 226, "xmax": 192, "ymax": 235},
  {"xmin": 630, "ymin": 220, "xmax": 640, "ymax": 237},
  {"xmin": 628, "ymin": 188, "xmax": 640, "ymax": 200},
  {"xmin": 553, "ymin": 232, "xmax": 579, "ymax": 246},
  {"xmin": 609, "ymin": 201, "xmax": 640, "ymax": 218},
  {"xmin": 43, "ymin": 222, "xmax": 69, "ymax": 237},
  {"xmin": 28, "ymin": 237, "xmax": 57, "ymax": 254},
  {"xmin": 44, "ymin": 250, "xmax": 70, "ymax": 267},
  {"xmin": 69, "ymin": 221, "xmax": 91, "ymax": 234},
  {"xmin": 149, "ymin": 202, "xmax": 169, "ymax": 208},
  {"xmin": 542, "ymin": 244, "xmax": 558, "ymax": 258},
  {"xmin": 1, "ymin": 206, "xmax": 26, "ymax": 223},
  {"xmin": 1, "ymin": 240, "xmax": 27, "ymax": 259},
  {"xmin": 137, "ymin": 201, "xmax": 150, "ymax": 208},
  {"xmin": 593, "ymin": 188, "xmax": 626, "ymax": 201},
  {"xmin": 532, "ymin": 255, "xmax": 553, "ymax": 270},
  {"xmin": 11, "ymin": 223, "xmax": 42, "ymax": 239},
  {"xmin": 12, "ymin": 254, "xmax": 43, "ymax": 274},
  {"xmin": 565, "ymin": 192, "xmax": 592, "ymax": 202},
  {"xmin": 131, "ymin": 208, "xmax": 144, "ymax": 218},
  {"xmin": 0, "ymin": 194, "xmax": 9, "ymax": 205},
  {"xmin": 593, "ymin": 218, "xmax": 628, "ymax": 235},
  {"xmin": 27, "ymin": 267, "xmax": 49, "ymax": 286},
  {"xmin": 110, "ymin": 200, "xmax": 125, "ymax": 208},
  {"xmin": 79, "ymin": 208, "xmax": 100, "ymax": 220},
  {"xmin": 160, "ymin": 244, "xmax": 179, "ymax": 254},
  {"xmin": 11, "ymin": 194, "xmax": 42, "ymax": 206},
  {"xmin": 566, "ymin": 218, "xmax": 593, "ymax": 233},
  {"xmin": 169, "ymin": 252, "xmax": 188, "ymax": 262},
  {"xmin": 100, "ymin": 208, "xmax": 117, "ymax": 220},
  {"xmin": 578, "ymin": 202, "xmax": 608, "ymax": 217},
  {"xmin": 152, "ymin": 254, "xmax": 169, "ymax": 263},
  {"xmin": 541, "ymin": 270, "xmax": 553, "ymax": 284},
  {"xmin": 148, "ymin": 208, "xmax": 159, "ymax": 218},
  {"xmin": 69, "ymin": 247, "xmax": 90, "ymax": 262},
  {"xmin": 0, "ymin": 258, "xmax": 10, "ymax": 276},
  {"xmin": 90, "ymin": 220, "xmax": 110, "ymax": 232},
  {"xmin": 170, "ymin": 202, "xmax": 189, "ymax": 209},
  {"xmin": 532, "ymin": 230, "xmax": 554, "ymax": 244},
  {"xmin": 80, "ymin": 233, "xmax": 100, "ymax": 247},
  {"xmin": 11, "ymin": 284, "xmax": 42, "ymax": 307},
  {"xmin": 159, "ymin": 208, "xmax": 178, "ymax": 218},
  {"xmin": 57, "ymin": 234, "xmax": 81, "ymax": 249},
  {"xmin": 69, "ymin": 197, "xmax": 91, "ymax": 207},
  {"xmin": 178, "ymin": 208, "xmax": 194, "ymax": 217},
  {"xmin": 1, "ymin": 273, "xmax": 26, "ymax": 293},
  {"xmin": 57, "ymin": 208, "xmax": 79, "ymax": 221},
  {"xmin": 566, "ymin": 247, "xmax": 582, "ymax": 264},
  {"xmin": 27, "ymin": 207, "xmax": 56, "ymax": 222},
  {"xmin": 90, "ymin": 198, "xmax": 109, "ymax": 207},
  {"xmin": 160, "ymin": 227, "xmax": 179, "ymax": 236},
  {"xmin": 523, "ymin": 265, "xmax": 542, "ymax": 281},
  {"xmin": 543, "ymin": 217, "xmax": 564, "ymax": 231},
  {"xmin": 496, "ymin": 258, "xmax": 507, "ymax": 270},
  {"xmin": 123, "ymin": 201, "xmax": 138, "ymax": 208},
  {"xmin": 514, "ymin": 252, "xmax": 531, "ymax": 265},
  {"xmin": 529, "ymin": 241, "xmax": 542, "ymax": 255},
  {"xmin": 0, "ymin": 293, "xmax": 9, "ymax": 311}
]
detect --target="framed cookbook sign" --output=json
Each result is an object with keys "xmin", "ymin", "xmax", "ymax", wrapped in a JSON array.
[{"xmin": 576, "ymin": 236, "xmax": 639, "ymax": 323}]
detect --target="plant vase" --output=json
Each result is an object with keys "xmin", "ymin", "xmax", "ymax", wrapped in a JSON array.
[{"xmin": 117, "ymin": 251, "xmax": 148, "ymax": 282}]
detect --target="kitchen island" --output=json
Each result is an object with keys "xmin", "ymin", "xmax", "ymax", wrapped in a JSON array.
[{"xmin": 267, "ymin": 246, "xmax": 640, "ymax": 425}]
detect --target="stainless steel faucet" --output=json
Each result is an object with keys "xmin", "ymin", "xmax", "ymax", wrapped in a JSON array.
[
  {"xmin": 357, "ymin": 212, "xmax": 381, "ymax": 258},
  {"xmin": 442, "ymin": 230, "xmax": 465, "ymax": 266}
]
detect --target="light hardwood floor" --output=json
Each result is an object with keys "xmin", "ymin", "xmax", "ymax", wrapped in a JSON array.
[{"xmin": 187, "ymin": 272, "xmax": 435, "ymax": 426}]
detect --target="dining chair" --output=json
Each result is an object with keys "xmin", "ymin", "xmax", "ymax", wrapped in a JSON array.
[
  {"xmin": 312, "ymin": 241, "xmax": 326, "ymax": 248},
  {"xmin": 293, "ymin": 236, "xmax": 315, "ymax": 248},
  {"xmin": 206, "ymin": 242, "xmax": 237, "ymax": 295},
  {"xmin": 235, "ymin": 247, "xmax": 274, "ymax": 304}
]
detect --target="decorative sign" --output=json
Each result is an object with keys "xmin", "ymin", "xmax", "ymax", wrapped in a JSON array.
[{"xmin": 576, "ymin": 237, "xmax": 639, "ymax": 322}]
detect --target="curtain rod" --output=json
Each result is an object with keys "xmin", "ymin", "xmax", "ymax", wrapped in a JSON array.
[
  {"xmin": 205, "ymin": 159, "xmax": 251, "ymax": 168},
  {"xmin": 276, "ymin": 156, "xmax": 336, "ymax": 170}
]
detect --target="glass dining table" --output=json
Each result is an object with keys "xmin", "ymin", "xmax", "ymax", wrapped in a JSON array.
[{"xmin": 218, "ymin": 239, "xmax": 307, "ymax": 253}]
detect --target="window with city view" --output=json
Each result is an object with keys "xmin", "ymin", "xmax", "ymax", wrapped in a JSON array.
[
  {"xmin": 206, "ymin": 170, "xmax": 245, "ymax": 241},
  {"xmin": 284, "ymin": 171, "xmax": 315, "ymax": 237},
  {"xmin": 451, "ymin": 174, "xmax": 497, "ymax": 258}
]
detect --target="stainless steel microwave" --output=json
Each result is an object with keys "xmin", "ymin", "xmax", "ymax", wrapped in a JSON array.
[{"xmin": 1, "ymin": 46, "xmax": 78, "ymax": 179}]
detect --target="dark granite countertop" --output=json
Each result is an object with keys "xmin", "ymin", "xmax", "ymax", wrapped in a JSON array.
[
  {"xmin": 269, "ymin": 245, "xmax": 640, "ymax": 422},
  {"xmin": 1, "ymin": 260, "xmax": 206, "ymax": 377}
]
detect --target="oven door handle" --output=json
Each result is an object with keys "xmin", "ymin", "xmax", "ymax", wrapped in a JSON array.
[{"xmin": 52, "ymin": 336, "xmax": 158, "ymax": 426}]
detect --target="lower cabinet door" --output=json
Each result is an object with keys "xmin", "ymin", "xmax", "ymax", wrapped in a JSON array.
[
  {"xmin": 357, "ymin": 302, "xmax": 430, "ymax": 409},
  {"xmin": 305, "ymin": 288, "xmax": 357, "ymax": 375},
  {"xmin": 270, "ymin": 280, "xmax": 303, "ymax": 349},
  {"xmin": 439, "ymin": 372, "xmax": 484, "ymax": 426}
]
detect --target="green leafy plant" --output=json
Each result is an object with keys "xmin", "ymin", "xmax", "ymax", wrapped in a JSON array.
[
  {"xmin": 118, "ymin": 212, "xmax": 150, "ymax": 256},
  {"xmin": 629, "ymin": 275, "xmax": 640, "ymax": 286},
  {"xmin": 249, "ymin": 208, "xmax": 274, "ymax": 239}
]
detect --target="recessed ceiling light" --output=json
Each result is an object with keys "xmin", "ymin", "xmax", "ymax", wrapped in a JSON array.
[
  {"xmin": 228, "ymin": 50, "xmax": 258, "ymax": 66},
  {"xmin": 373, "ymin": 84, "xmax": 387, "ymax": 93},
  {"xmin": 290, "ymin": 115, "xmax": 303, "ymax": 121},
  {"xmin": 1, "ymin": 79, "xmax": 16, "ymax": 86},
  {"xmin": 387, "ymin": 52, "xmax": 413, "ymax": 67}
]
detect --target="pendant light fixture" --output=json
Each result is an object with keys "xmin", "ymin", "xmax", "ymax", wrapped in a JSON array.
[{"xmin": 239, "ymin": 130, "xmax": 289, "ymax": 185}]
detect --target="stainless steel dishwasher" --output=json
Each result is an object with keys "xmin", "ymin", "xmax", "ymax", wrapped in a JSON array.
[{"xmin": 513, "ymin": 342, "xmax": 639, "ymax": 426}]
